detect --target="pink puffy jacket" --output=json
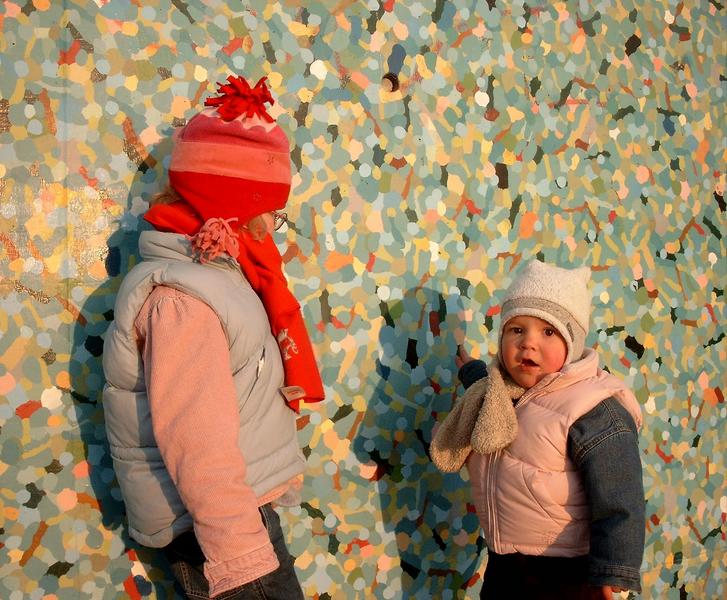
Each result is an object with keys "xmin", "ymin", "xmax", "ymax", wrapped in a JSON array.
[{"xmin": 467, "ymin": 350, "xmax": 642, "ymax": 557}]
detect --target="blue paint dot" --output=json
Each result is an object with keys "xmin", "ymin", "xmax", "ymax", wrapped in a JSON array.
[
  {"xmin": 15, "ymin": 60, "xmax": 29, "ymax": 77},
  {"xmin": 663, "ymin": 116, "xmax": 675, "ymax": 136},
  {"xmin": 27, "ymin": 119, "xmax": 43, "ymax": 135},
  {"xmin": 134, "ymin": 575, "xmax": 153, "ymax": 595}
]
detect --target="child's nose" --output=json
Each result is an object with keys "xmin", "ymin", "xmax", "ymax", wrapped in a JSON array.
[{"xmin": 520, "ymin": 332, "xmax": 536, "ymax": 348}]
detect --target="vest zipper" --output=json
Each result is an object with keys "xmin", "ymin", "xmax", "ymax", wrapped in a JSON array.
[
  {"xmin": 487, "ymin": 449, "xmax": 501, "ymax": 551},
  {"xmin": 487, "ymin": 374, "xmax": 563, "ymax": 551},
  {"xmin": 489, "ymin": 373, "xmax": 563, "ymax": 551},
  {"xmin": 256, "ymin": 346, "xmax": 266, "ymax": 379},
  {"xmin": 514, "ymin": 373, "xmax": 562, "ymax": 409}
]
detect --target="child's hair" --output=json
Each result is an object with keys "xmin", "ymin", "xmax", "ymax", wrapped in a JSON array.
[
  {"xmin": 498, "ymin": 261, "xmax": 592, "ymax": 365},
  {"xmin": 150, "ymin": 184, "xmax": 182, "ymax": 207}
]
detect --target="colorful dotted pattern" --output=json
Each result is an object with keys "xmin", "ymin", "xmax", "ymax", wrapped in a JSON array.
[{"xmin": 1, "ymin": 1, "xmax": 724, "ymax": 598}]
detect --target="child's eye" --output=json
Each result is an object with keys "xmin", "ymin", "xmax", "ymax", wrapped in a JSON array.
[
  {"xmin": 544, "ymin": 328, "xmax": 555, "ymax": 336},
  {"xmin": 510, "ymin": 327, "xmax": 522, "ymax": 334}
]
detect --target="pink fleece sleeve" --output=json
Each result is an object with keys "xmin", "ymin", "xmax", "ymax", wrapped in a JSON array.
[{"xmin": 135, "ymin": 286, "xmax": 279, "ymax": 597}]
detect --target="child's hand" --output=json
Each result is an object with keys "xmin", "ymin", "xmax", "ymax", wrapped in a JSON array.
[{"xmin": 454, "ymin": 345, "xmax": 473, "ymax": 370}]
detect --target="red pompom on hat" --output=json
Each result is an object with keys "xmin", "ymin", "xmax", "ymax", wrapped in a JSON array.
[{"xmin": 168, "ymin": 75, "xmax": 292, "ymax": 224}]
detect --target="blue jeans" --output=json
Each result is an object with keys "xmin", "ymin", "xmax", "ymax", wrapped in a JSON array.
[{"xmin": 163, "ymin": 504, "xmax": 304, "ymax": 600}]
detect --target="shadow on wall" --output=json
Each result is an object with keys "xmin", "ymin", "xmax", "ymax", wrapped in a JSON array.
[
  {"xmin": 69, "ymin": 135, "xmax": 180, "ymax": 597},
  {"xmin": 353, "ymin": 287, "xmax": 485, "ymax": 599}
]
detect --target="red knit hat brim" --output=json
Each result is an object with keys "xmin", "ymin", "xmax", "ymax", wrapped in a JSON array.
[{"xmin": 169, "ymin": 170, "xmax": 290, "ymax": 224}]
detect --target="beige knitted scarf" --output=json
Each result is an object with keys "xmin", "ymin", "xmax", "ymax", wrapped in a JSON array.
[{"xmin": 431, "ymin": 362, "xmax": 524, "ymax": 472}]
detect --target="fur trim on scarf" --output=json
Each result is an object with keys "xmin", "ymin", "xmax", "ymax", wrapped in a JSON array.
[{"xmin": 431, "ymin": 362, "xmax": 524, "ymax": 472}]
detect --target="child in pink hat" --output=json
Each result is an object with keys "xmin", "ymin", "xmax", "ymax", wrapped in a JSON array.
[{"xmin": 103, "ymin": 76, "xmax": 323, "ymax": 599}]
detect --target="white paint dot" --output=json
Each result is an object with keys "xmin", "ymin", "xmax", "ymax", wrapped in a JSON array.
[
  {"xmin": 309, "ymin": 60, "xmax": 327, "ymax": 81},
  {"xmin": 474, "ymin": 90, "xmax": 490, "ymax": 107},
  {"xmin": 41, "ymin": 387, "xmax": 63, "ymax": 410}
]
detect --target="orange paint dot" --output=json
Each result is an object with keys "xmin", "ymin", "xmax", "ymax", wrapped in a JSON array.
[
  {"xmin": 73, "ymin": 461, "xmax": 90, "ymax": 478},
  {"xmin": 636, "ymin": 165, "xmax": 651, "ymax": 184},
  {"xmin": 56, "ymin": 488, "xmax": 78, "ymax": 511},
  {"xmin": 33, "ymin": 0, "xmax": 50, "ymax": 10},
  {"xmin": 47, "ymin": 415, "xmax": 63, "ymax": 428},
  {"xmin": 358, "ymin": 462, "xmax": 378, "ymax": 480},
  {"xmin": 424, "ymin": 208, "xmax": 440, "ymax": 223},
  {"xmin": 89, "ymin": 260, "xmax": 108, "ymax": 281},
  {"xmin": 55, "ymin": 371, "xmax": 71, "ymax": 389},
  {"xmin": 0, "ymin": 372, "xmax": 16, "ymax": 395},
  {"xmin": 324, "ymin": 251, "xmax": 354, "ymax": 272},
  {"xmin": 519, "ymin": 211, "xmax": 538, "ymax": 239},
  {"xmin": 704, "ymin": 388, "xmax": 718, "ymax": 406}
]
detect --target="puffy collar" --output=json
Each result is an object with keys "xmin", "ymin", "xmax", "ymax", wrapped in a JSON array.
[{"xmin": 139, "ymin": 230, "xmax": 240, "ymax": 272}]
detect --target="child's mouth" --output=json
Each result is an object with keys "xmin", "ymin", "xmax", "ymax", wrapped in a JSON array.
[{"xmin": 521, "ymin": 359, "xmax": 538, "ymax": 367}]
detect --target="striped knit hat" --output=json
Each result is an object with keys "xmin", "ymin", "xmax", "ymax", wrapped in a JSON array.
[
  {"xmin": 498, "ymin": 260, "xmax": 592, "ymax": 365},
  {"xmin": 168, "ymin": 76, "xmax": 291, "ymax": 224}
]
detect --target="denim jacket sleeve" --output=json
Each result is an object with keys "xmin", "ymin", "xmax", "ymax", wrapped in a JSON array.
[{"xmin": 568, "ymin": 397, "xmax": 645, "ymax": 592}]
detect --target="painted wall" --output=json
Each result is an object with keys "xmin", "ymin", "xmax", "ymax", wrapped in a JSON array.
[{"xmin": 0, "ymin": 1, "xmax": 724, "ymax": 598}]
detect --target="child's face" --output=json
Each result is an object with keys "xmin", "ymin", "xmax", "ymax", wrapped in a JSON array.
[{"xmin": 501, "ymin": 315, "xmax": 568, "ymax": 389}]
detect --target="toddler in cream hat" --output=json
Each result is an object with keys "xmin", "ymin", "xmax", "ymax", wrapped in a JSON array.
[{"xmin": 432, "ymin": 260, "xmax": 645, "ymax": 599}]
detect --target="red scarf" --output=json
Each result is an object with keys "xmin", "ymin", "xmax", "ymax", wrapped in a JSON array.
[{"xmin": 145, "ymin": 202, "xmax": 324, "ymax": 412}]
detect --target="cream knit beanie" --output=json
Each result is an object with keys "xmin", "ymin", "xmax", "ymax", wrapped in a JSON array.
[{"xmin": 498, "ymin": 261, "xmax": 592, "ymax": 365}]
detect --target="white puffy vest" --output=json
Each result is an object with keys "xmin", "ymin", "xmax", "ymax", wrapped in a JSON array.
[
  {"xmin": 467, "ymin": 350, "xmax": 641, "ymax": 557},
  {"xmin": 102, "ymin": 231, "xmax": 304, "ymax": 547}
]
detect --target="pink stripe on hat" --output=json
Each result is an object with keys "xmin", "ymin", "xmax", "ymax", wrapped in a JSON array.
[{"xmin": 170, "ymin": 139, "xmax": 291, "ymax": 184}]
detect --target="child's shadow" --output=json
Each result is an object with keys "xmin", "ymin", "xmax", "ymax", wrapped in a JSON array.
[
  {"xmin": 352, "ymin": 287, "xmax": 484, "ymax": 599},
  {"xmin": 69, "ymin": 135, "xmax": 180, "ymax": 597}
]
